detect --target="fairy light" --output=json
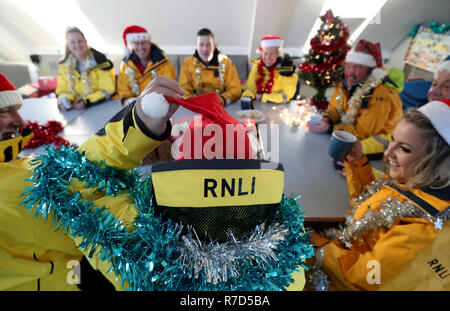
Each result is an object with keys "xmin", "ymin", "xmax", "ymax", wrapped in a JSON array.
[{"xmin": 277, "ymin": 100, "xmax": 320, "ymax": 128}]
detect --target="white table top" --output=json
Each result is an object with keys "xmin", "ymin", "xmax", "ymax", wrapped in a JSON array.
[
  {"xmin": 20, "ymin": 97, "xmax": 83, "ymax": 126},
  {"xmin": 18, "ymin": 97, "xmax": 353, "ymax": 218}
]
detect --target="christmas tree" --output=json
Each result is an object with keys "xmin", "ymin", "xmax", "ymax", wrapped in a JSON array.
[{"xmin": 299, "ymin": 10, "xmax": 350, "ymax": 110}]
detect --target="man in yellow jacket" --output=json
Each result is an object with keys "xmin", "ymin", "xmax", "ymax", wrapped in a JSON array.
[
  {"xmin": 178, "ymin": 28, "xmax": 241, "ymax": 106},
  {"xmin": 242, "ymin": 35, "xmax": 299, "ymax": 104},
  {"xmin": 0, "ymin": 74, "xmax": 181, "ymax": 290},
  {"xmin": 308, "ymin": 40, "xmax": 403, "ymax": 160},
  {"xmin": 117, "ymin": 25, "xmax": 176, "ymax": 106}
]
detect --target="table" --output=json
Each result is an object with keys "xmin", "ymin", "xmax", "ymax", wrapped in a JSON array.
[
  {"xmin": 19, "ymin": 97, "xmax": 123, "ymax": 157},
  {"xmin": 18, "ymin": 97, "xmax": 353, "ymax": 219}
]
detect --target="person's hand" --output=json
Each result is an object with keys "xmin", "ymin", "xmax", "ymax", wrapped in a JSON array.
[
  {"xmin": 307, "ymin": 118, "xmax": 330, "ymax": 133},
  {"xmin": 345, "ymin": 139, "xmax": 364, "ymax": 163},
  {"xmin": 57, "ymin": 96, "xmax": 72, "ymax": 111},
  {"xmin": 330, "ymin": 158, "xmax": 346, "ymax": 177},
  {"xmin": 72, "ymin": 98, "xmax": 86, "ymax": 110},
  {"xmin": 135, "ymin": 76, "xmax": 186, "ymax": 136}
]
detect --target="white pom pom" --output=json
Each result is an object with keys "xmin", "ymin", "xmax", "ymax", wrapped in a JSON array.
[
  {"xmin": 371, "ymin": 67, "xmax": 387, "ymax": 80},
  {"xmin": 141, "ymin": 92, "xmax": 170, "ymax": 118},
  {"xmin": 124, "ymin": 47, "xmax": 131, "ymax": 57}
]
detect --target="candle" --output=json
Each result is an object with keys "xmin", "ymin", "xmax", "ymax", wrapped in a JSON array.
[{"xmin": 243, "ymin": 118, "xmax": 256, "ymax": 130}]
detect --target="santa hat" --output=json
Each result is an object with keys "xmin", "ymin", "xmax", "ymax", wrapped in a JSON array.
[
  {"xmin": 417, "ymin": 99, "xmax": 450, "ymax": 146},
  {"xmin": 141, "ymin": 92, "xmax": 255, "ymax": 160},
  {"xmin": 173, "ymin": 93, "xmax": 255, "ymax": 160},
  {"xmin": 122, "ymin": 25, "xmax": 151, "ymax": 56},
  {"xmin": 345, "ymin": 39, "xmax": 386, "ymax": 79},
  {"xmin": 346, "ymin": 39, "xmax": 383, "ymax": 68},
  {"xmin": 258, "ymin": 34, "xmax": 283, "ymax": 52},
  {"xmin": 0, "ymin": 73, "xmax": 23, "ymax": 109}
]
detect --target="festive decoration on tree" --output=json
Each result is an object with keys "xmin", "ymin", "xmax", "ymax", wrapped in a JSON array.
[
  {"xmin": 24, "ymin": 120, "xmax": 74, "ymax": 149},
  {"xmin": 299, "ymin": 10, "xmax": 350, "ymax": 110}
]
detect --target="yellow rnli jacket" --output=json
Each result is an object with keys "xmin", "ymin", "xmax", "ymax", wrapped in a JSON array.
[
  {"xmin": 242, "ymin": 57, "xmax": 299, "ymax": 104},
  {"xmin": 55, "ymin": 48, "xmax": 116, "ymax": 107},
  {"xmin": 310, "ymin": 157, "xmax": 450, "ymax": 291},
  {"xmin": 323, "ymin": 81, "xmax": 403, "ymax": 158},
  {"xmin": 117, "ymin": 44, "xmax": 176, "ymax": 101},
  {"xmin": 178, "ymin": 50, "xmax": 241, "ymax": 106},
  {"xmin": 0, "ymin": 102, "xmax": 170, "ymax": 290}
]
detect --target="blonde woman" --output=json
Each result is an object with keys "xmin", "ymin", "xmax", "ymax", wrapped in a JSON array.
[
  {"xmin": 310, "ymin": 100, "xmax": 450, "ymax": 291},
  {"xmin": 56, "ymin": 27, "xmax": 115, "ymax": 110}
]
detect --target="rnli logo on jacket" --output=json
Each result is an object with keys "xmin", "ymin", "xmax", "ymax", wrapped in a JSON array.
[
  {"xmin": 426, "ymin": 258, "xmax": 450, "ymax": 280},
  {"xmin": 204, "ymin": 177, "xmax": 256, "ymax": 198}
]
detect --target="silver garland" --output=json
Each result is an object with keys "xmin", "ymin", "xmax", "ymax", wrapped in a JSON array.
[
  {"xmin": 125, "ymin": 67, "xmax": 140, "ymax": 96},
  {"xmin": 308, "ymin": 263, "xmax": 331, "ymax": 291},
  {"xmin": 337, "ymin": 70, "xmax": 387, "ymax": 125},
  {"xmin": 194, "ymin": 54, "xmax": 226, "ymax": 96},
  {"xmin": 177, "ymin": 223, "xmax": 288, "ymax": 285},
  {"xmin": 67, "ymin": 53, "xmax": 93, "ymax": 97}
]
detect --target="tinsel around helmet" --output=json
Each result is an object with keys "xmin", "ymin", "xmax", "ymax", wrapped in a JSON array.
[{"xmin": 21, "ymin": 145, "xmax": 315, "ymax": 290}]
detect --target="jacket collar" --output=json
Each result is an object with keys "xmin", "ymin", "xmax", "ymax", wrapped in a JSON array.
[{"xmin": 421, "ymin": 186, "xmax": 450, "ymax": 201}]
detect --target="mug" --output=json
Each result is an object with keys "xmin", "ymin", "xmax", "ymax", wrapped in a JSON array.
[
  {"xmin": 328, "ymin": 130, "xmax": 357, "ymax": 161},
  {"xmin": 240, "ymin": 97, "xmax": 252, "ymax": 110}
]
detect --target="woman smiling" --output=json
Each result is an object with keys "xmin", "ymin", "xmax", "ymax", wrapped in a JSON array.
[
  {"xmin": 309, "ymin": 99, "xmax": 450, "ymax": 291},
  {"xmin": 56, "ymin": 27, "xmax": 115, "ymax": 110}
]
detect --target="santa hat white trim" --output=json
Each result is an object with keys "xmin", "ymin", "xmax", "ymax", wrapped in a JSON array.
[
  {"xmin": 261, "ymin": 38, "xmax": 283, "ymax": 49},
  {"xmin": 418, "ymin": 101, "xmax": 450, "ymax": 146},
  {"xmin": 0, "ymin": 90, "xmax": 23, "ymax": 109},
  {"xmin": 126, "ymin": 32, "xmax": 151, "ymax": 44},
  {"xmin": 345, "ymin": 51, "xmax": 377, "ymax": 68}
]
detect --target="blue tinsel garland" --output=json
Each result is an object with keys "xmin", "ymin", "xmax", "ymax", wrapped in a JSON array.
[{"xmin": 20, "ymin": 145, "xmax": 314, "ymax": 291}]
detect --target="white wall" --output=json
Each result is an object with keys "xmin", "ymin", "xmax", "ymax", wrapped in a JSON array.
[{"xmin": 0, "ymin": 0, "xmax": 449, "ymax": 65}]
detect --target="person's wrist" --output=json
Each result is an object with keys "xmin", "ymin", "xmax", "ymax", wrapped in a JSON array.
[{"xmin": 347, "ymin": 154, "xmax": 368, "ymax": 166}]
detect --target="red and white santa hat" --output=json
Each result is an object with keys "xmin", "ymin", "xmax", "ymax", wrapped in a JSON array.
[
  {"xmin": 0, "ymin": 73, "xmax": 23, "ymax": 109},
  {"xmin": 141, "ymin": 92, "xmax": 255, "ymax": 160},
  {"xmin": 346, "ymin": 39, "xmax": 382, "ymax": 68},
  {"xmin": 418, "ymin": 99, "xmax": 450, "ymax": 146},
  {"xmin": 122, "ymin": 25, "xmax": 152, "ymax": 55},
  {"xmin": 258, "ymin": 34, "xmax": 283, "ymax": 52},
  {"xmin": 345, "ymin": 39, "xmax": 386, "ymax": 78}
]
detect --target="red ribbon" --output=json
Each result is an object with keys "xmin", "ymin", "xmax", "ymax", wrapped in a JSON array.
[{"xmin": 24, "ymin": 120, "xmax": 75, "ymax": 149}]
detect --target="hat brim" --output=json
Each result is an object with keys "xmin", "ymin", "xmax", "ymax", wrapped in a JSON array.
[{"xmin": 345, "ymin": 51, "xmax": 377, "ymax": 67}]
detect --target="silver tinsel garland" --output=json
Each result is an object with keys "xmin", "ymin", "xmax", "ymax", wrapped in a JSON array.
[{"xmin": 178, "ymin": 223, "xmax": 288, "ymax": 285}]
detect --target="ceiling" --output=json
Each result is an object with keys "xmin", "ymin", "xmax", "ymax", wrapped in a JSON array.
[{"xmin": 0, "ymin": 0, "xmax": 449, "ymax": 62}]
